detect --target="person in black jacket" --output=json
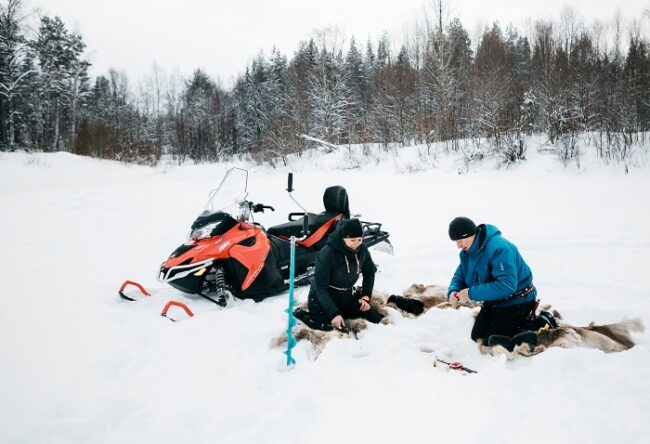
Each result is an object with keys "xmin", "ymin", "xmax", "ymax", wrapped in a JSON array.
[{"xmin": 306, "ymin": 218, "xmax": 385, "ymax": 330}]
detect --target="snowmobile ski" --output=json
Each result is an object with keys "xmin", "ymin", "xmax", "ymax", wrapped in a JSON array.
[
  {"xmin": 160, "ymin": 300, "xmax": 194, "ymax": 322},
  {"xmin": 119, "ymin": 280, "xmax": 152, "ymax": 301}
]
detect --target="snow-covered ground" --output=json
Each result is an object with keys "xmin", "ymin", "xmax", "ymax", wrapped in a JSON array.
[{"xmin": 1, "ymin": 140, "xmax": 649, "ymax": 443}]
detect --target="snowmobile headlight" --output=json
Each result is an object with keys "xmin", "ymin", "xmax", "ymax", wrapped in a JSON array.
[{"xmin": 189, "ymin": 221, "xmax": 221, "ymax": 240}]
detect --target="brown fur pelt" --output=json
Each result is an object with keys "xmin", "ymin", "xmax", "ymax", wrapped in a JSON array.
[
  {"xmin": 270, "ymin": 318, "xmax": 371, "ymax": 358},
  {"xmin": 479, "ymin": 318, "xmax": 645, "ymax": 359},
  {"xmin": 270, "ymin": 284, "xmax": 645, "ymax": 360},
  {"xmin": 269, "ymin": 283, "xmax": 475, "ymax": 357},
  {"xmin": 394, "ymin": 283, "xmax": 480, "ymax": 314},
  {"xmin": 269, "ymin": 297, "xmax": 393, "ymax": 358}
]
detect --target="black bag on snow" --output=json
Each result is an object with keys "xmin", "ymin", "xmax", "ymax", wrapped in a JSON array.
[{"xmin": 387, "ymin": 295, "xmax": 425, "ymax": 316}]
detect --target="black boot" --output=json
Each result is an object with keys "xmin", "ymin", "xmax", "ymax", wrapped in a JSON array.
[
  {"xmin": 511, "ymin": 330, "xmax": 538, "ymax": 348},
  {"xmin": 487, "ymin": 334, "xmax": 513, "ymax": 350}
]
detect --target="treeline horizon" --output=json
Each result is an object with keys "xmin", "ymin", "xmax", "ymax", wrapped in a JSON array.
[{"xmin": 1, "ymin": 0, "xmax": 649, "ymax": 165}]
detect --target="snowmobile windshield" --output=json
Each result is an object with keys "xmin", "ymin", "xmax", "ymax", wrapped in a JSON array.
[
  {"xmin": 202, "ymin": 167, "xmax": 249, "ymax": 217},
  {"xmin": 188, "ymin": 168, "xmax": 249, "ymax": 240}
]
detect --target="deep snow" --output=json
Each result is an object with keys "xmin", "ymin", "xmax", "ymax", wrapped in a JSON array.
[{"xmin": 1, "ymin": 141, "xmax": 649, "ymax": 443}]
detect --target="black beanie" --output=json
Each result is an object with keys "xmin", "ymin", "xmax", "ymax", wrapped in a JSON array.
[
  {"xmin": 341, "ymin": 218, "xmax": 363, "ymax": 238},
  {"xmin": 449, "ymin": 217, "xmax": 477, "ymax": 240}
]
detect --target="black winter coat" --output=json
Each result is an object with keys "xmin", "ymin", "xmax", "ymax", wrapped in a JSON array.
[{"xmin": 307, "ymin": 228, "xmax": 376, "ymax": 321}]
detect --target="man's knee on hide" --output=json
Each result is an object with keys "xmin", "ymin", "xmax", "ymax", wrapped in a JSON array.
[{"xmin": 471, "ymin": 323, "xmax": 485, "ymax": 342}]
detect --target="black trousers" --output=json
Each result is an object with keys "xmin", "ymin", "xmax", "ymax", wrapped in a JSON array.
[
  {"xmin": 308, "ymin": 293, "xmax": 384, "ymax": 327},
  {"xmin": 471, "ymin": 301, "xmax": 535, "ymax": 343}
]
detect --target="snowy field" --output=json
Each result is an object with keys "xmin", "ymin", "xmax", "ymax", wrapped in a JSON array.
[{"xmin": 1, "ymin": 140, "xmax": 650, "ymax": 443}]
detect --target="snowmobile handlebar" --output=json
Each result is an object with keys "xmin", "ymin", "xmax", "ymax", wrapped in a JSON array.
[{"xmin": 251, "ymin": 203, "xmax": 275, "ymax": 213}]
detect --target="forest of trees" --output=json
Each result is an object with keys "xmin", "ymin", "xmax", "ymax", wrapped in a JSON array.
[{"xmin": 1, "ymin": 0, "xmax": 649, "ymax": 165}]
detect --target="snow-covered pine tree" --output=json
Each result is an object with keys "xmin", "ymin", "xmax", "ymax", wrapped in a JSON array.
[
  {"xmin": 308, "ymin": 43, "xmax": 349, "ymax": 147},
  {"xmin": 76, "ymin": 74, "xmax": 111, "ymax": 157},
  {"xmin": 623, "ymin": 36, "xmax": 650, "ymax": 134},
  {"xmin": 389, "ymin": 46, "xmax": 418, "ymax": 146},
  {"xmin": 472, "ymin": 24, "xmax": 509, "ymax": 136},
  {"xmin": 530, "ymin": 21, "xmax": 564, "ymax": 144},
  {"xmin": 179, "ymin": 69, "xmax": 221, "ymax": 161},
  {"xmin": 0, "ymin": 0, "xmax": 32, "ymax": 150},
  {"xmin": 30, "ymin": 16, "xmax": 90, "ymax": 152},
  {"xmin": 136, "ymin": 62, "xmax": 167, "ymax": 150},
  {"xmin": 421, "ymin": 1, "xmax": 463, "ymax": 145},
  {"xmin": 361, "ymin": 39, "xmax": 377, "ymax": 143},
  {"xmin": 279, "ymin": 39, "xmax": 318, "ymax": 155},
  {"xmin": 256, "ymin": 47, "xmax": 297, "ymax": 163},
  {"xmin": 370, "ymin": 33, "xmax": 396, "ymax": 147},
  {"xmin": 444, "ymin": 18, "xmax": 473, "ymax": 143},
  {"xmin": 343, "ymin": 37, "xmax": 368, "ymax": 144}
]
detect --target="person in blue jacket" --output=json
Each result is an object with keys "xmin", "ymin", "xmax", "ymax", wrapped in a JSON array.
[{"xmin": 447, "ymin": 217, "xmax": 537, "ymax": 350}]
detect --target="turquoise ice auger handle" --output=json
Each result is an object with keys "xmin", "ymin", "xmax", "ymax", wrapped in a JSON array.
[{"xmin": 284, "ymin": 235, "xmax": 297, "ymax": 366}]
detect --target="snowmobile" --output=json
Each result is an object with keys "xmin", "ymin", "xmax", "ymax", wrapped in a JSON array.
[{"xmin": 156, "ymin": 168, "xmax": 392, "ymax": 307}]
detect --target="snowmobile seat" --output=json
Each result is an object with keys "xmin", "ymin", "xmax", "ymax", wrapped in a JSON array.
[
  {"xmin": 323, "ymin": 185, "xmax": 350, "ymax": 218},
  {"xmin": 267, "ymin": 212, "xmax": 337, "ymax": 238},
  {"xmin": 267, "ymin": 186, "xmax": 350, "ymax": 238}
]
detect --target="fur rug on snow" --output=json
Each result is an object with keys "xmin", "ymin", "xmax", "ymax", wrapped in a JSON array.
[
  {"xmin": 270, "ymin": 284, "xmax": 483, "ymax": 357},
  {"xmin": 391, "ymin": 283, "xmax": 481, "ymax": 314},
  {"xmin": 480, "ymin": 314, "xmax": 645, "ymax": 359},
  {"xmin": 269, "ymin": 296, "xmax": 391, "ymax": 358},
  {"xmin": 270, "ymin": 284, "xmax": 644, "ymax": 360}
]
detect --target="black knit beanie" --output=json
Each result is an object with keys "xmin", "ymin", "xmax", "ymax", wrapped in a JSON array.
[
  {"xmin": 449, "ymin": 217, "xmax": 477, "ymax": 240},
  {"xmin": 341, "ymin": 218, "xmax": 363, "ymax": 238}
]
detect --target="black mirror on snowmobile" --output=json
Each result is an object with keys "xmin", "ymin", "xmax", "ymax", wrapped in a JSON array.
[{"xmin": 287, "ymin": 173, "xmax": 294, "ymax": 192}]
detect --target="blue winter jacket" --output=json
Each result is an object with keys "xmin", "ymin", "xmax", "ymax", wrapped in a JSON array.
[{"xmin": 448, "ymin": 224, "xmax": 535, "ymax": 307}]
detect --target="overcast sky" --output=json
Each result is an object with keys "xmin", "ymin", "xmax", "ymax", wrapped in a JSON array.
[{"xmin": 24, "ymin": 0, "xmax": 649, "ymax": 86}]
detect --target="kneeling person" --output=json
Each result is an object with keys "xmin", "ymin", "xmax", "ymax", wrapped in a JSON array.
[
  {"xmin": 306, "ymin": 218, "xmax": 385, "ymax": 330},
  {"xmin": 447, "ymin": 217, "xmax": 537, "ymax": 350}
]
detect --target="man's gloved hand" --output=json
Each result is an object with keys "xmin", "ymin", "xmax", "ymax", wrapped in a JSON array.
[
  {"xmin": 458, "ymin": 288, "xmax": 471, "ymax": 304},
  {"xmin": 387, "ymin": 295, "xmax": 425, "ymax": 316},
  {"xmin": 449, "ymin": 291, "xmax": 459, "ymax": 307}
]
